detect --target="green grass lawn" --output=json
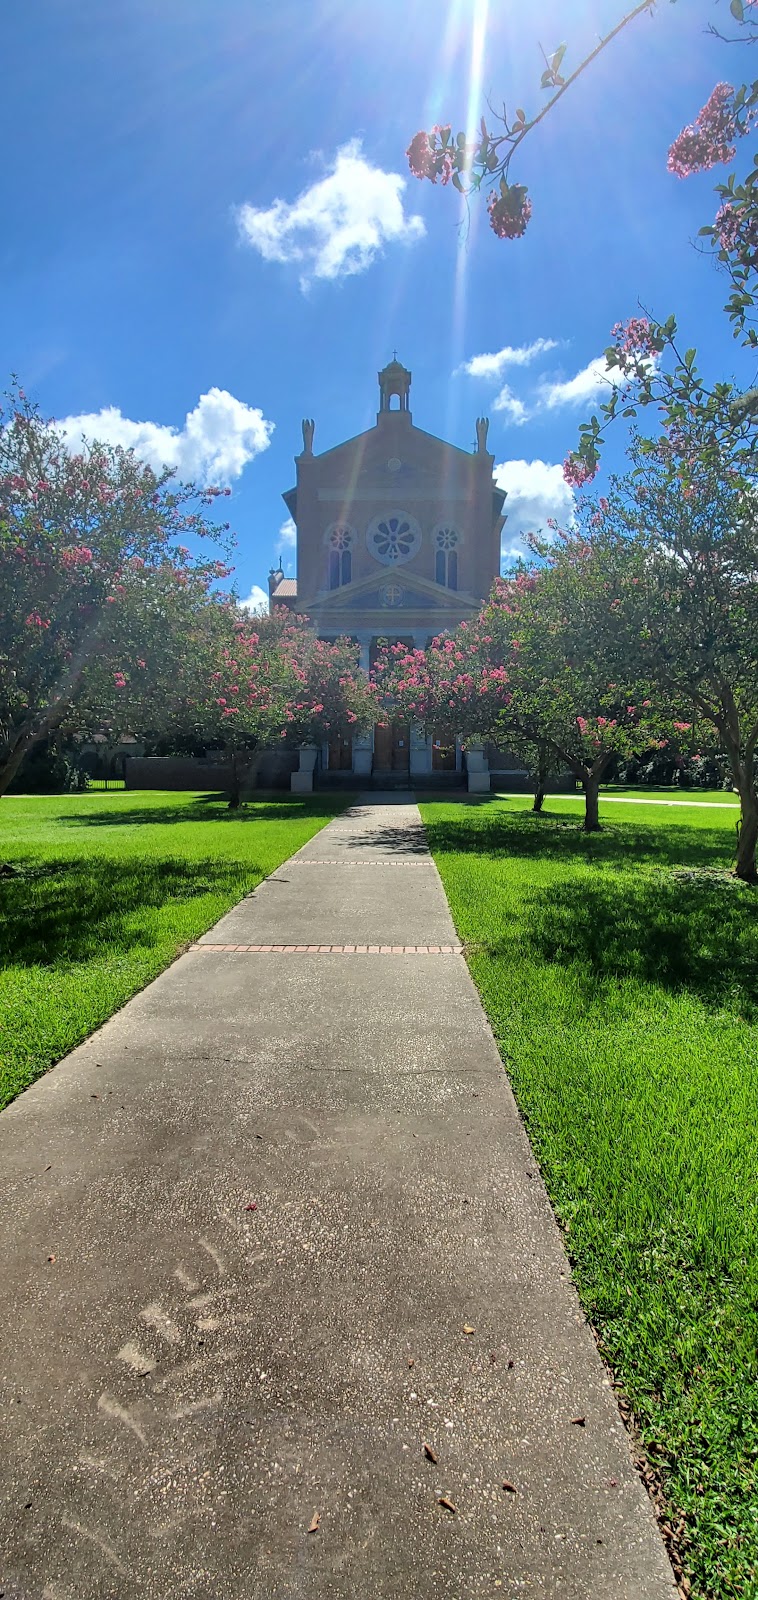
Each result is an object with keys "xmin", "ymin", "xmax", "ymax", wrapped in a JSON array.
[
  {"xmin": 598, "ymin": 786, "xmax": 739, "ymax": 806},
  {"xmin": 420, "ymin": 792, "xmax": 758, "ymax": 1600},
  {"xmin": 495, "ymin": 784, "xmax": 740, "ymax": 807},
  {"xmin": 0, "ymin": 789, "xmax": 347, "ymax": 1109}
]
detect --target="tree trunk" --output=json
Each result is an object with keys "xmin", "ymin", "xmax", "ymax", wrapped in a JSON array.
[
  {"xmin": 532, "ymin": 742, "xmax": 550, "ymax": 813},
  {"xmin": 735, "ymin": 783, "xmax": 758, "ymax": 883},
  {"xmin": 583, "ymin": 773, "xmax": 601, "ymax": 832},
  {"xmin": 0, "ymin": 734, "xmax": 36, "ymax": 798},
  {"xmin": 227, "ymin": 749, "xmax": 242, "ymax": 810},
  {"xmin": 0, "ymin": 720, "xmax": 56, "ymax": 799},
  {"xmin": 721, "ymin": 721, "xmax": 758, "ymax": 883},
  {"xmin": 0, "ymin": 649, "xmax": 91, "ymax": 799}
]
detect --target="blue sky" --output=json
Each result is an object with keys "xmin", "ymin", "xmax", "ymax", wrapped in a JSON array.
[{"xmin": 3, "ymin": 0, "xmax": 755, "ymax": 606}]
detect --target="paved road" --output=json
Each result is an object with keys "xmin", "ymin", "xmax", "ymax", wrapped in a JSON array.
[{"xmin": 0, "ymin": 796, "xmax": 676, "ymax": 1599}]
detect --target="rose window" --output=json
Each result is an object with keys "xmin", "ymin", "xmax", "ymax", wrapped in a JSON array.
[{"xmin": 366, "ymin": 511, "xmax": 421, "ymax": 567}]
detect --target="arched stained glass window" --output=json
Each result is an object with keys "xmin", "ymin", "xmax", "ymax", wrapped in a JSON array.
[
  {"xmin": 434, "ymin": 526, "xmax": 459, "ymax": 590},
  {"xmin": 326, "ymin": 524, "xmax": 354, "ymax": 589}
]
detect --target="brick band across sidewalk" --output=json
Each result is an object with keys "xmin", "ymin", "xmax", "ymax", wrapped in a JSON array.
[{"xmin": 0, "ymin": 796, "xmax": 676, "ymax": 1598}]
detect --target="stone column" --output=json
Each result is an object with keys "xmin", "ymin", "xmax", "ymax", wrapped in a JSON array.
[
  {"xmin": 465, "ymin": 741, "xmax": 490, "ymax": 794},
  {"xmin": 352, "ymin": 732, "xmax": 373, "ymax": 777},
  {"xmin": 410, "ymin": 724, "xmax": 432, "ymax": 778},
  {"xmin": 291, "ymin": 745, "xmax": 319, "ymax": 793}
]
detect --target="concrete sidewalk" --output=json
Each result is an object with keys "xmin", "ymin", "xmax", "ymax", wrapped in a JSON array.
[{"xmin": 0, "ymin": 796, "xmax": 676, "ymax": 1599}]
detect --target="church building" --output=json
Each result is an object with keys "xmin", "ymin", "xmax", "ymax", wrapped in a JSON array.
[{"xmin": 268, "ymin": 359, "xmax": 507, "ymax": 784}]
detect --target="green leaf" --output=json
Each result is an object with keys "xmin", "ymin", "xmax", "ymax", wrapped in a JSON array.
[
  {"xmin": 452, "ymin": 171, "xmax": 464, "ymax": 193},
  {"xmin": 551, "ymin": 42, "xmax": 567, "ymax": 72},
  {"xmin": 731, "ymin": 0, "xmax": 744, "ymax": 21}
]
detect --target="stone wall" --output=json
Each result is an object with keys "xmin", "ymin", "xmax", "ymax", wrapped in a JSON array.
[{"xmin": 124, "ymin": 751, "xmax": 299, "ymax": 791}]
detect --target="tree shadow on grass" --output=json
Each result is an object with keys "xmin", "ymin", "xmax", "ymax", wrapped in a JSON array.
[
  {"xmin": 519, "ymin": 870, "xmax": 758, "ymax": 1018},
  {"xmin": 425, "ymin": 806, "xmax": 740, "ymax": 872},
  {"xmin": 0, "ymin": 856, "xmax": 259, "ymax": 968},
  {"xmin": 63, "ymin": 796, "xmax": 343, "ymax": 829}
]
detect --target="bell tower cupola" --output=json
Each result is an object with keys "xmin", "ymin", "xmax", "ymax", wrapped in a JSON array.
[{"xmin": 378, "ymin": 356, "xmax": 412, "ymax": 418}]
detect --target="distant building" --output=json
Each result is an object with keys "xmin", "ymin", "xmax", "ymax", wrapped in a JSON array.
[{"xmin": 271, "ymin": 359, "xmax": 512, "ymax": 785}]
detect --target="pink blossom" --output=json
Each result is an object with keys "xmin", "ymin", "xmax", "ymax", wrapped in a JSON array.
[
  {"xmin": 611, "ymin": 317, "xmax": 657, "ymax": 365},
  {"xmin": 114, "ymin": 672, "xmax": 127, "ymax": 687},
  {"xmin": 24, "ymin": 611, "xmax": 49, "ymax": 628},
  {"xmin": 673, "ymin": 721, "xmax": 692, "ymax": 733},
  {"xmin": 407, "ymin": 129, "xmax": 443, "ymax": 182},
  {"xmin": 563, "ymin": 453, "xmax": 598, "ymax": 489},
  {"xmin": 715, "ymin": 199, "xmax": 758, "ymax": 261},
  {"xmin": 667, "ymin": 83, "xmax": 737, "ymax": 178},
  {"xmin": 61, "ymin": 544, "xmax": 93, "ymax": 568},
  {"xmin": 487, "ymin": 185, "xmax": 532, "ymax": 241}
]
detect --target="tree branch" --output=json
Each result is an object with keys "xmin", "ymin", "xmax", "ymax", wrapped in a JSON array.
[{"xmin": 506, "ymin": 1, "xmax": 658, "ymax": 156}]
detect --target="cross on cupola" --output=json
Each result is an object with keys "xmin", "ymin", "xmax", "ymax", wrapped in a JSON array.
[{"xmin": 378, "ymin": 356, "xmax": 412, "ymax": 415}]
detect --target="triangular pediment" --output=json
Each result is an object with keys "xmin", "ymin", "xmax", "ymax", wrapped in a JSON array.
[{"xmin": 297, "ymin": 567, "xmax": 478, "ymax": 616}]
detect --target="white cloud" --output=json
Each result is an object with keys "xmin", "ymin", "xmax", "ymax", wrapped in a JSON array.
[
  {"xmin": 491, "ymin": 385, "xmax": 529, "ymax": 425},
  {"xmin": 457, "ymin": 338, "xmax": 559, "ymax": 380},
  {"xmin": 59, "ymin": 388, "xmax": 274, "ymax": 485},
  {"xmin": 539, "ymin": 356, "xmax": 619, "ymax": 411},
  {"xmin": 274, "ymin": 516, "xmax": 297, "ymax": 576},
  {"xmin": 236, "ymin": 139, "xmax": 425, "ymax": 288},
  {"xmin": 494, "ymin": 458, "xmax": 575, "ymax": 563},
  {"xmin": 241, "ymin": 584, "xmax": 269, "ymax": 614}
]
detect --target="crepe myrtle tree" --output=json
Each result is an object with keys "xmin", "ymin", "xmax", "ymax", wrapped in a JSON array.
[
  {"xmin": 194, "ymin": 609, "xmax": 379, "ymax": 807},
  {"xmin": 405, "ymin": 2, "xmax": 658, "ymax": 243},
  {"xmin": 561, "ymin": 311, "xmax": 758, "ymax": 489},
  {"xmin": 579, "ymin": 438, "xmax": 758, "ymax": 880},
  {"xmin": 373, "ymin": 570, "xmax": 669, "ymax": 831},
  {"xmin": 371, "ymin": 595, "xmax": 562, "ymax": 812},
  {"xmin": 406, "ymin": 2, "xmax": 758, "ymax": 342},
  {"xmin": 499, "ymin": 543, "xmax": 673, "ymax": 833},
  {"xmin": 370, "ymin": 607, "xmax": 516, "ymax": 766},
  {"xmin": 0, "ymin": 382, "xmax": 234, "ymax": 798},
  {"xmin": 562, "ymin": 299, "xmax": 758, "ymax": 876}
]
